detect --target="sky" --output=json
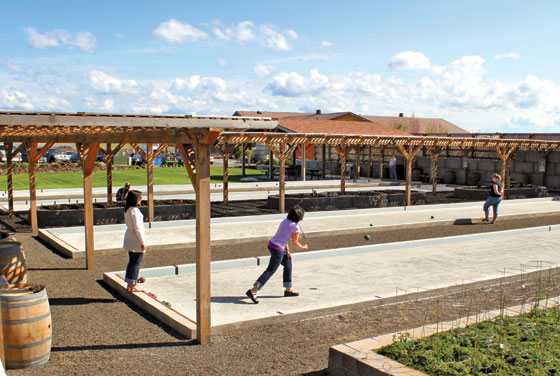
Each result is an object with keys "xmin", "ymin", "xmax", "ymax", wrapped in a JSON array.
[{"xmin": 1, "ymin": 0, "xmax": 560, "ymax": 133}]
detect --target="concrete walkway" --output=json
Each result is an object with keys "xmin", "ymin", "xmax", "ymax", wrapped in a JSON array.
[
  {"xmin": 104, "ymin": 224, "xmax": 560, "ymax": 336},
  {"xmin": 41, "ymin": 198, "xmax": 560, "ymax": 257}
]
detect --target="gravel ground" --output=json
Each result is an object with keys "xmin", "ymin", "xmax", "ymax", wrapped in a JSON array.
[{"xmin": 3, "ymin": 212, "xmax": 560, "ymax": 376}]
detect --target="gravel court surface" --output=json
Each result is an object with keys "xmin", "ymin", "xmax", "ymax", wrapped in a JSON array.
[{"xmin": 4, "ymin": 213, "xmax": 560, "ymax": 376}]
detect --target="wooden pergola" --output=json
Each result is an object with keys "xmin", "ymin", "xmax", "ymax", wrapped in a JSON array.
[
  {"xmin": 2, "ymin": 112, "xmax": 560, "ymax": 345},
  {"xmin": 217, "ymin": 132, "xmax": 560, "ymax": 211},
  {"xmin": 0, "ymin": 111, "xmax": 277, "ymax": 344}
]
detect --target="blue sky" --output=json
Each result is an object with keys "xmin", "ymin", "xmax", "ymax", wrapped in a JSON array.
[{"xmin": 1, "ymin": 0, "xmax": 560, "ymax": 132}]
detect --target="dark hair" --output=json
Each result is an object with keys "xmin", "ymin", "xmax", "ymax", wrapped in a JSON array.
[
  {"xmin": 124, "ymin": 190, "xmax": 142, "ymax": 213},
  {"xmin": 287, "ymin": 205, "xmax": 305, "ymax": 223}
]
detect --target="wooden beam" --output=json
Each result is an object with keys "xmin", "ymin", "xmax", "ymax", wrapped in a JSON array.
[
  {"xmin": 428, "ymin": 146, "xmax": 442, "ymax": 193},
  {"xmin": 5, "ymin": 143, "xmax": 14, "ymax": 217},
  {"xmin": 368, "ymin": 145, "xmax": 373, "ymax": 178},
  {"xmin": 322, "ymin": 144, "xmax": 326, "ymax": 179},
  {"xmin": 333, "ymin": 142, "xmax": 351, "ymax": 192},
  {"xmin": 195, "ymin": 141, "xmax": 212, "ymax": 344},
  {"xmin": 82, "ymin": 143, "xmax": 100, "ymax": 270},
  {"xmin": 146, "ymin": 143, "xmax": 154, "ymax": 223},
  {"xmin": 26, "ymin": 142, "xmax": 38, "ymax": 233},
  {"xmin": 379, "ymin": 146, "xmax": 386, "ymax": 179},
  {"xmin": 241, "ymin": 143, "xmax": 246, "ymax": 177},
  {"xmin": 214, "ymin": 143, "xmax": 238, "ymax": 204},
  {"xmin": 301, "ymin": 143, "xmax": 307, "ymax": 182},
  {"xmin": 279, "ymin": 142, "xmax": 286, "ymax": 213},
  {"xmin": 354, "ymin": 145, "xmax": 361, "ymax": 180},
  {"xmin": 177, "ymin": 144, "xmax": 197, "ymax": 191},
  {"xmin": 397, "ymin": 144, "xmax": 424, "ymax": 206}
]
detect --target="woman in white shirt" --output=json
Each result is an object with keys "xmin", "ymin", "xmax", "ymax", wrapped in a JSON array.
[{"xmin": 123, "ymin": 190, "xmax": 147, "ymax": 292}]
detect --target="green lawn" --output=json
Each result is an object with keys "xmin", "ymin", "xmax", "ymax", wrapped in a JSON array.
[{"xmin": 0, "ymin": 167, "xmax": 269, "ymax": 190}]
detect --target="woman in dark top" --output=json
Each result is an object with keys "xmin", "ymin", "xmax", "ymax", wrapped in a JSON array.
[{"xmin": 482, "ymin": 173, "xmax": 504, "ymax": 224}]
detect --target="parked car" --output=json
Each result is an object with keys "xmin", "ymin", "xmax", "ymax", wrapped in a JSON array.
[
  {"xmin": 41, "ymin": 148, "xmax": 64, "ymax": 163},
  {"xmin": 70, "ymin": 152, "xmax": 80, "ymax": 163},
  {"xmin": 0, "ymin": 145, "xmax": 22, "ymax": 162}
]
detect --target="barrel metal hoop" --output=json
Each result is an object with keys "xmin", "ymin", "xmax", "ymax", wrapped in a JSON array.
[
  {"xmin": 4, "ymin": 335, "xmax": 52, "ymax": 350},
  {"xmin": 5, "ymin": 353, "xmax": 50, "ymax": 368},
  {"xmin": 2, "ymin": 296, "xmax": 48, "ymax": 308},
  {"xmin": 0, "ymin": 288, "xmax": 45, "ymax": 301},
  {"xmin": 2, "ymin": 311, "xmax": 50, "ymax": 325}
]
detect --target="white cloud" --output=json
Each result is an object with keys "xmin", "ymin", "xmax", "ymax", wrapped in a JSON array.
[
  {"xmin": 23, "ymin": 27, "xmax": 97, "ymax": 52},
  {"xmin": 4, "ymin": 51, "xmax": 560, "ymax": 132},
  {"xmin": 212, "ymin": 21, "xmax": 296, "ymax": 51},
  {"xmin": 23, "ymin": 27, "xmax": 58, "ymax": 49},
  {"xmin": 153, "ymin": 19, "xmax": 207, "ymax": 43},
  {"xmin": 0, "ymin": 88, "xmax": 34, "ymax": 110},
  {"xmin": 254, "ymin": 63, "xmax": 273, "ymax": 77},
  {"xmin": 88, "ymin": 70, "xmax": 139, "ymax": 94},
  {"xmin": 266, "ymin": 72, "xmax": 307, "ymax": 97},
  {"xmin": 321, "ymin": 40, "xmax": 332, "ymax": 47},
  {"xmin": 266, "ymin": 69, "xmax": 330, "ymax": 97},
  {"xmin": 299, "ymin": 52, "xmax": 331, "ymax": 61},
  {"xmin": 74, "ymin": 32, "xmax": 96, "ymax": 53},
  {"xmin": 388, "ymin": 51, "xmax": 431, "ymax": 70},
  {"xmin": 495, "ymin": 52, "xmax": 520, "ymax": 60},
  {"xmin": 286, "ymin": 30, "xmax": 298, "ymax": 40}
]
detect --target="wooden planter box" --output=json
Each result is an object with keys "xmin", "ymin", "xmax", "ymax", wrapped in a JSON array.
[
  {"xmin": 37, "ymin": 200, "xmax": 196, "ymax": 227},
  {"xmin": 267, "ymin": 190, "xmax": 426, "ymax": 211},
  {"xmin": 453, "ymin": 186, "xmax": 547, "ymax": 200}
]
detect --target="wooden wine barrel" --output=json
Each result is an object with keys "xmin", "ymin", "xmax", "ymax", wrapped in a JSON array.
[
  {"xmin": 467, "ymin": 171, "xmax": 481, "ymax": 186},
  {"xmin": 443, "ymin": 170, "xmax": 455, "ymax": 184},
  {"xmin": 0, "ymin": 241, "xmax": 27, "ymax": 284},
  {"xmin": 0, "ymin": 283, "xmax": 52, "ymax": 369}
]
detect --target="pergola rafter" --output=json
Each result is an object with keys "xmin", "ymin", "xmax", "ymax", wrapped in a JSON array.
[{"xmin": 218, "ymin": 132, "xmax": 560, "ymax": 207}]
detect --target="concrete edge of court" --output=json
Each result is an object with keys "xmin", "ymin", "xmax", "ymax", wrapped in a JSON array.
[{"xmin": 103, "ymin": 226, "xmax": 560, "ymax": 339}]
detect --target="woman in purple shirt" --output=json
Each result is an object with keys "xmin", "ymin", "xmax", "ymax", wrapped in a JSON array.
[{"xmin": 246, "ymin": 206, "xmax": 308, "ymax": 304}]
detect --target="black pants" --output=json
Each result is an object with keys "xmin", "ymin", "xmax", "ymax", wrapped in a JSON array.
[{"xmin": 125, "ymin": 252, "xmax": 144, "ymax": 285}]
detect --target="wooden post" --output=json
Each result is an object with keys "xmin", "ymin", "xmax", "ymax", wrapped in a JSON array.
[
  {"xmin": 301, "ymin": 144, "xmax": 307, "ymax": 181},
  {"xmin": 334, "ymin": 141, "xmax": 349, "ymax": 193},
  {"xmin": 146, "ymin": 143, "xmax": 154, "ymax": 224},
  {"xmin": 241, "ymin": 143, "xmax": 246, "ymax": 177},
  {"xmin": 322, "ymin": 144, "xmax": 326, "ymax": 179},
  {"xmin": 279, "ymin": 144, "xmax": 286, "ymax": 213},
  {"xmin": 494, "ymin": 145, "xmax": 518, "ymax": 195},
  {"xmin": 355, "ymin": 146, "xmax": 361, "ymax": 180},
  {"xmin": 214, "ymin": 143, "xmax": 238, "ymax": 204},
  {"xmin": 397, "ymin": 144, "xmax": 424, "ymax": 206},
  {"xmin": 81, "ymin": 143, "xmax": 100, "ymax": 270},
  {"xmin": 106, "ymin": 143, "xmax": 113, "ymax": 202},
  {"xmin": 428, "ymin": 146, "xmax": 442, "ymax": 193},
  {"xmin": 368, "ymin": 145, "xmax": 373, "ymax": 178},
  {"xmin": 268, "ymin": 149, "xmax": 273, "ymax": 180},
  {"xmin": 379, "ymin": 146, "xmax": 386, "ymax": 179},
  {"xmin": 266, "ymin": 141, "xmax": 298, "ymax": 213},
  {"xmin": 5, "ymin": 142, "xmax": 14, "ymax": 217},
  {"xmin": 195, "ymin": 141, "xmax": 211, "ymax": 344},
  {"xmin": 27, "ymin": 143, "xmax": 38, "ymax": 234}
]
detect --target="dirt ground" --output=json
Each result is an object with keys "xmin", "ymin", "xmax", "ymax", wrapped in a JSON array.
[{"xmin": 4, "ymin": 212, "xmax": 560, "ymax": 375}]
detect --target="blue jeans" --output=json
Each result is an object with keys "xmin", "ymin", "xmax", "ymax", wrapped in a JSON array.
[
  {"xmin": 484, "ymin": 196, "xmax": 502, "ymax": 215},
  {"xmin": 125, "ymin": 252, "xmax": 144, "ymax": 285},
  {"xmin": 389, "ymin": 165, "xmax": 397, "ymax": 179},
  {"xmin": 254, "ymin": 247, "xmax": 292, "ymax": 290}
]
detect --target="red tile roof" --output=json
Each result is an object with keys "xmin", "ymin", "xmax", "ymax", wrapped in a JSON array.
[
  {"xmin": 277, "ymin": 119, "xmax": 409, "ymax": 136},
  {"xmin": 362, "ymin": 116, "xmax": 468, "ymax": 134}
]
